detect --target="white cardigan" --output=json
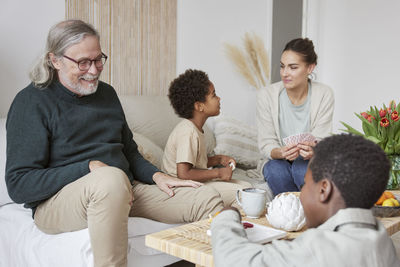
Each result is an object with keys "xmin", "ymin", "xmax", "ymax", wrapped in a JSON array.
[{"xmin": 256, "ymin": 81, "xmax": 334, "ymax": 167}]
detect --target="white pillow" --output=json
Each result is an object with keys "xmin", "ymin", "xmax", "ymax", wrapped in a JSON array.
[
  {"xmin": 0, "ymin": 117, "xmax": 13, "ymax": 206},
  {"xmin": 133, "ymin": 132, "xmax": 164, "ymax": 170},
  {"xmin": 213, "ymin": 116, "xmax": 262, "ymax": 169}
]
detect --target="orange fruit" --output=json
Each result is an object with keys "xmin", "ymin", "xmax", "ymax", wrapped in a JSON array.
[
  {"xmin": 384, "ymin": 191, "xmax": 395, "ymax": 199},
  {"xmin": 376, "ymin": 193, "xmax": 386, "ymax": 205},
  {"xmin": 376, "ymin": 191, "xmax": 396, "ymax": 205}
]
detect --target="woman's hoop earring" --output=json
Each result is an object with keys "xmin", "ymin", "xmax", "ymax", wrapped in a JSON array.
[{"xmin": 308, "ymin": 72, "xmax": 316, "ymax": 80}]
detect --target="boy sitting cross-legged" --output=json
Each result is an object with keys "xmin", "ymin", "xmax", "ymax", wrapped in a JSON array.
[
  {"xmin": 162, "ymin": 69, "xmax": 251, "ymax": 206},
  {"xmin": 211, "ymin": 134, "xmax": 400, "ymax": 267}
]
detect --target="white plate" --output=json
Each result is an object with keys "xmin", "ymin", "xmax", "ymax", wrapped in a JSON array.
[{"xmin": 207, "ymin": 221, "xmax": 287, "ymax": 244}]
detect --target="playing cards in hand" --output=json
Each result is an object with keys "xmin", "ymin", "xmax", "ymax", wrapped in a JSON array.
[{"xmin": 283, "ymin": 133, "xmax": 316, "ymax": 146}]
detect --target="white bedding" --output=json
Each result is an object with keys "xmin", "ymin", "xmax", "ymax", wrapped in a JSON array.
[{"xmin": 0, "ymin": 203, "xmax": 180, "ymax": 267}]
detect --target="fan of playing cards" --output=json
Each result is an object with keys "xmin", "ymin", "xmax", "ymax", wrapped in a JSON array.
[{"xmin": 282, "ymin": 133, "xmax": 316, "ymax": 146}]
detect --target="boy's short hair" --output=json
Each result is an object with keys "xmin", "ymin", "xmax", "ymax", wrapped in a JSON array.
[
  {"xmin": 309, "ymin": 134, "xmax": 390, "ymax": 209},
  {"xmin": 168, "ymin": 69, "xmax": 211, "ymax": 119}
]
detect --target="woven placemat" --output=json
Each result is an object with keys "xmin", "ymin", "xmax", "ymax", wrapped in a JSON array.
[{"xmin": 172, "ymin": 220, "xmax": 212, "ymax": 245}]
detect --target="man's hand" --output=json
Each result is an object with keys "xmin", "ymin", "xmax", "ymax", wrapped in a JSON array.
[
  {"xmin": 152, "ymin": 172, "xmax": 203, "ymax": 197},
  {"xmin": 89, "ymin": 160, "xmax": 108, "ymax": 172}
]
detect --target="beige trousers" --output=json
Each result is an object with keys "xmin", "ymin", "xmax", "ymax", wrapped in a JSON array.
[
  {"xmin": 204, "ymin": 179, "xmax": 252, "ymax": 208},
  {"xmin": 34, "ymin": 166, "xmax": 226, "ymax": 267},
  {"xmin": 129, "ymin": 179, "xmax": 250, "ymax": 223}
]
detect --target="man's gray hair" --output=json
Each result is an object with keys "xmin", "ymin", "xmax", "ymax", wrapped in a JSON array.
[{"xmin": 29, "ymin": 19, "xmax": 100, "ymax": 88}]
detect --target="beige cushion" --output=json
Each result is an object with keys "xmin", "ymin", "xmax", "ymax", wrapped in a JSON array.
[
  {"xmin": 133, "ymin": 132, "xmax": 163, "ymax": 170},
  {"xmin": 213, "ymin": 116, "xmax": 262, "ymax": 168},
  {"xmin": 120, "ymin": 95, "xmax": 180, "ymax": 149}
]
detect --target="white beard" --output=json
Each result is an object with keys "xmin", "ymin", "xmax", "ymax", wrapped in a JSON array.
[{"xmin": 60, "ymin": 72, "xmax": 99, "ymax": 96}]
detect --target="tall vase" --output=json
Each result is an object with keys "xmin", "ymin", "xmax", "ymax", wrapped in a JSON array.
[{"xmin": 387, "ymin": 155, "xmax": 400, "ymax": 190}]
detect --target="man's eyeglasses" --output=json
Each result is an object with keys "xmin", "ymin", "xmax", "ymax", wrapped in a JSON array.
[{"xmin": 63, "ymin": 53, "xmax": 108, "ymax": 71}]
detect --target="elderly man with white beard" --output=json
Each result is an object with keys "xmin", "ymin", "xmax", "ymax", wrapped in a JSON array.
[{"xmin": 5, "ymin": 19, "xmax": 225, "ymax": 267}]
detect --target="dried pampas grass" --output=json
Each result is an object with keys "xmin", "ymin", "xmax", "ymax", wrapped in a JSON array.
[
  {"xmin": 224, "ymin": 44, "xmax": 258, "ymax": 89},
  {"xmin": 224, "ymin": 32, "xmax": 270, "ymax": 89}
]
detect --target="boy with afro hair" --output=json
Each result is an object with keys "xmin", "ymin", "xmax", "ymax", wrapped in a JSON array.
[
  {"xmin": 211, "ymin": 134, "xmax": 400, "ymax": 266},
  {"xmin": 162, "ymin": 69, "xmax": 251, "ymax": 206}
]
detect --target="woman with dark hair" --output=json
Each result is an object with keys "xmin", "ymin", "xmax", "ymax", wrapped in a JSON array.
[{"xmin": 256, "ymin": 38, "xmax": 335, "ymax": 196}]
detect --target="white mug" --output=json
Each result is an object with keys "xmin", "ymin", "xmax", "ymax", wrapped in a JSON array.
[{"xmin": 236, "ymin": 188, "xmax": 267, "ymax": 218}]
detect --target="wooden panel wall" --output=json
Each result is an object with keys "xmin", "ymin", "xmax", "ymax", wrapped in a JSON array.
[{"xmin": 66, "ymin": 0, "xmax": 177, "ymax": 96}]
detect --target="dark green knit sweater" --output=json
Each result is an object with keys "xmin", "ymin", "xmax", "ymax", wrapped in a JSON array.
[{"xmin": 6, "ymin": 81, "xmax": 159, "ymax": 210}]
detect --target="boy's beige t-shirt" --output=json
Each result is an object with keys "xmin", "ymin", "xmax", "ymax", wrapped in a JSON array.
[{"xmin": 161, "ymin": 119, "xmax": 208, "ymax": 177}]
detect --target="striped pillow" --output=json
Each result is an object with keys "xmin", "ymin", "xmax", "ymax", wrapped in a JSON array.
[{"xmin": 213, "ymin": 117, "xmax": 262, "ymax": 169}]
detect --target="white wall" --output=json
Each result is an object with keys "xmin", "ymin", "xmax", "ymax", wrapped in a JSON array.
[
  {"xmin": 0, "ymin": 0, "xmax": 65, "ymax": 117},
  {"xmin": 1, "ymin": 0, "xmax": 271, "ymax": 125},
  {"xmin": 305, "ymin": 0, "xmax": 400, "ymax": 133},
  {"xmin": 177, "ymin": 0, "xmax": 272, "ymax": 126}
]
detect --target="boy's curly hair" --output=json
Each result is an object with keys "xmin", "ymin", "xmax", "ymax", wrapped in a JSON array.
[
  {"xmin": 309, "ymin": 134, "xmax": 390, "ymax": 209},
  {"xmin": 168, "ymin": 69, "xmax": 211, "ymax": 119}
]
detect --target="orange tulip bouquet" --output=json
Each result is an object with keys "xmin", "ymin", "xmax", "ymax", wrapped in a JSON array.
[{"xmin": 341, "ymin": 101, "xmax": 400, "ymax": 189}]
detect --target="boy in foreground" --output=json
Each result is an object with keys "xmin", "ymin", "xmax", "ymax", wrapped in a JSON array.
[
  {"xmin": 211, "ymin": 134, "xmax": 400, "ymax": 266},
  {"xmin": 162, "ymin": 69, "xmax": 250, "ymax": 206}
]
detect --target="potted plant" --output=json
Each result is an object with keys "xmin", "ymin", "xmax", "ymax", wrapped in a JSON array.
[{"xmin": 341, "ymin": 101, "xmax": 400, "ymax": 189}]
